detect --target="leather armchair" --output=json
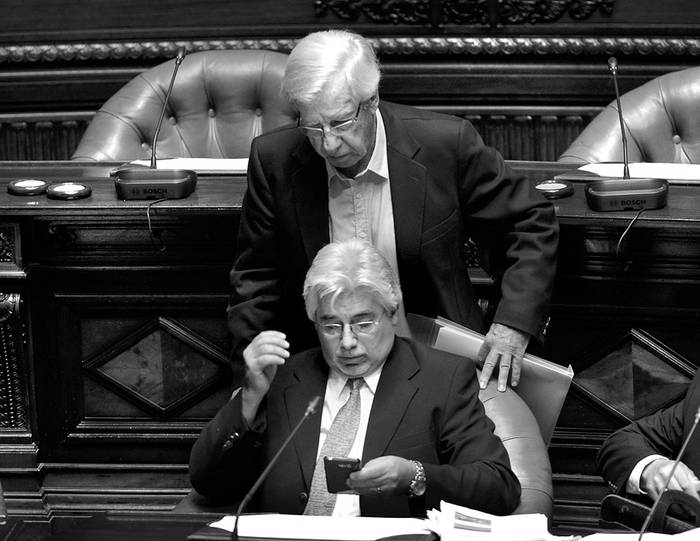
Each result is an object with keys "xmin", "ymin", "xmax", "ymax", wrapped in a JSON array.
[
  {"xmin": 71, "ymin": 50, "xmax": 296, "ymax": 161},
  {"xmin": 559, "ymin": 66, "xmax": 700, "ymax": 164},
  {"xmin": 479, "ymin": 377, "xmax": 553, "ymax": 518},
  {"xmin": 174, "ymin": 378, "xmax": 553, "ymax": 518}
]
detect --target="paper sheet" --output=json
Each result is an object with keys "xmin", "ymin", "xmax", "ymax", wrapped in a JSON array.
[
  {"xmin": 579, "ymin": 162, "xmax": 700, "ymax": 182},
  {"xmin": 209, "ymin": 514, "xmax": 432, "ymax": 540},
  {"xmin": 129, "ymin": 158, "xmax": 248, "ymax": 174}
]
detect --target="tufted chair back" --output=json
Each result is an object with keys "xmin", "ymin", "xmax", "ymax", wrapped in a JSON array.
[
  {"xmin": 71, "ymin": 49, "xmax": 296, "ymax": 162},
  {"xmin": 479, "ymin": 376, "xmax": 553, "ymax": 518},
  {"xmin": 559, "ymin": 66, "xmax": 700, "ymax": 164}
]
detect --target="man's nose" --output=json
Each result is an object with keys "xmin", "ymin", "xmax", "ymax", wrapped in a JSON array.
[
  {"xmin": 339, "ymin": 325, "xmax": 357, "ymax": 350},
  {"xmin": 321, "ymin": 131, "xmax": 342, "ymax": 153}
]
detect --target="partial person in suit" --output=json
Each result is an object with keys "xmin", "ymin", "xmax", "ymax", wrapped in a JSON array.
[
  {"xmin": 227, "ymin": 29, "xmax": 559, "ymax": 392},
  {"xmin": 597, "ymin": 369, "xmax": 700, "ymax": 502},
  {"xmin": 191, "ymin": 239, "xmax": 520, "ymax": 517}
]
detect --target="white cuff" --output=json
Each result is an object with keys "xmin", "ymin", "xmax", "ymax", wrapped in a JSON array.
[{"xmin": 626, "ymin": 454, "xmax": 666, "ymax": 494}]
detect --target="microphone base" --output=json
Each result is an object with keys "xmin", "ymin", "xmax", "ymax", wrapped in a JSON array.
[
  {"xmin": 114, "ymin": 168, "xmax": 197, "ymax": 200},
  {"xmin": 584, "ymin": 178, "xmax": 669, "ymax": 212}
]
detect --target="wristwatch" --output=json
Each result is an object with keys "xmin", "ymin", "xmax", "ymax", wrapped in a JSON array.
[{"xmin": 408, "ymin": 460, "xmax": 426, "ymax": 497}]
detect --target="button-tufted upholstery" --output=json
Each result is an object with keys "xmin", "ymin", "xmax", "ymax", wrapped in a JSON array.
[
  {"xmin": 174, "ymin": 376, "xmax": 553, "ymax": 518},
  {"xmin": 71, "ymin": 49, "xmax": 296, "ymax": 162},
  {"xmin": 559, "ymin": 67, "xmax": 700, "ymax": 164}
]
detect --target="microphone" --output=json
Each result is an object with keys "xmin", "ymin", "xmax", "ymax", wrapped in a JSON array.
[
  {"xmin": 112, "ymin": 47, "xmax": 197, "ymax": 200},
  {"xmin": 231, "ymin": 395, "xmax": 321, "ymax": 541},
  {"xmin": 637, "ymin": 406, "xmax": 700, "ymax": 540},
  {"xmin": 584, "ymin": 57, "xmax": 668, "ymax": 212}
]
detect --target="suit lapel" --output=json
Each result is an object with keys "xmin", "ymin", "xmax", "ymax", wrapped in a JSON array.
[
  {"xmin": 285, "ymin": 350, "xmax": 329, "ymax": 489},
  {"xmin": 291, "ymin": 141, "xmax": 330, "ymax": 264},
  {"xmin": 382, "ymin": 103, "xmax": 426, "ymax": 268},
  {"xmin": 363, "ymin": 338, "xmax": 420, "ymax": 460}
]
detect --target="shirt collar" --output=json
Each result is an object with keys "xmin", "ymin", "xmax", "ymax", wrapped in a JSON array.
[
  {"xmin": 327, "ymin": 361, "xmax": 384, "ymax": 398},
  {"xmin": 325, "ymin": 108, "xmax": 389, "ymax": 185}
]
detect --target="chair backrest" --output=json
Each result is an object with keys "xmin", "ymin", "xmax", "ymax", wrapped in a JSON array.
[
  {"xmin": 479, "ymin": 378, "xmax": 553, "ymax": 518},
  {"xmin": 559, "ymin": 66, "xmax": 700, "ymax": 164},
  {"xmin": 71, "ymin": 49, "xmax": 296, "ymax": 162}
]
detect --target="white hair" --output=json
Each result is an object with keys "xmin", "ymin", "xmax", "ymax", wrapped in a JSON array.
[
  {"xmin": 282, "ymin": 30, "xmax": 381, "ymax": 108},
  {"xmin": 303, "ymin": 239, "xmax": 402, "ymax": 320}
]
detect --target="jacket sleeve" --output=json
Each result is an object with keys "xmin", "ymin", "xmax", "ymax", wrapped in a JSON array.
[
  {"xmin": 227, "ymin": 138, "xmax": 282, "ymax": 362},
  {"xmin": 596, "ymin": 401, "xmax": 686, "ymax": 494},
  {"xmin": 456, "ymin": 121, "xmax": 559, "ymax": 338},
  {"xmin": 423, "ymin": 357, "xmax": 521, "ymax": 514},
  {"xmin": 189, "ymin": 390, "xmax": 266, "ymax": 502}
]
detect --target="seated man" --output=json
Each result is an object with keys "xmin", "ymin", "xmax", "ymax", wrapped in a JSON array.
[
  {"xmin": 190, "ymin": 239, "xmax": 520, "ymax": 517},
  {"xmin": 597, "ymin": 369, "xmax": 700, "ymax": 502}
]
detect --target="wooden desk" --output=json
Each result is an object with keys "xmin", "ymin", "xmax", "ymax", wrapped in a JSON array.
[{"xmin": 1, "ymin": 161, "xmax": 699, "ymax": 534}]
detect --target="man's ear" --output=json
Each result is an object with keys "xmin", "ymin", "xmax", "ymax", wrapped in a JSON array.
[{"xmin": 390, "ymin": 308, "xmax": 399, "ymax": 325}]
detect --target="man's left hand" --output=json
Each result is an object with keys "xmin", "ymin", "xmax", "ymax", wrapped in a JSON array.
[
  {"xmin": 477, "ymin": 323, "xmax": 530, "ymax": 392},
  {"xmin": 346, "ymin": 456, "xmax": 414, "ymax": 496}
]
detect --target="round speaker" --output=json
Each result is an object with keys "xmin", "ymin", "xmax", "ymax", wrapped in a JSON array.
[
  {"xmin": 46, "ymin": 182, "xmax": 92, "ymax": 200},
  {"xmin": 7, "ymin": 178, "xmax": 49, "ymax": 196}
]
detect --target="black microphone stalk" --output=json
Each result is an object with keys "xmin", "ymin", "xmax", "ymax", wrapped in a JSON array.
[
  {"xmin": 150, "ymin": 47, "xmax": 186, "ymax": 169},
  {"xmin": 231, "ymin": 395, "xmax": 321, "ymax": 541},
  {"xmin": 608, "ymin": 57, "xmax": 630, "ymax": 179},
  {"xmin": 637, "ymin": 406, "xmax": 700, "ymax": 541}
]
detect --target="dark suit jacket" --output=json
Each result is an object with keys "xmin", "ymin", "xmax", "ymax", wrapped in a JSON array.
[
  {"xmin": 189, "ymin": 337, "xmax": 521, "ymax": 516},
  {"xmin": 597, "ymin": 370, "xmax": 700, "ymax": 495},
  {"xmin": 227, "ymin": 101, "xmax": 559, "ymax": 359}
]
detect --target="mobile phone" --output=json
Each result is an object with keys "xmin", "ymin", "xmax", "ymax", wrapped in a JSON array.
[{"xmin": 323, "ymin": 456, "xmax": 361, "ymax": 494}]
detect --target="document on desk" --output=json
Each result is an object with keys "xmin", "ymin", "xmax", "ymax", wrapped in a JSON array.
[
  {"xmin": 208, "ymin": 514, "xmax": 432, "ymax": 540},
  {"xmin": 407, "ymin": 314, "xmax": 573, "ymax": 445},
  {"xmin": 578, "ymin": 162, "xmax": 700, "ymax": 183},
  {"xmin": 427, "ymin": 501, "xmax": 570, "ymax": 541},
  {"xmin": 128, "ymin": 158, "xmax": 249, "ymax": 174}
]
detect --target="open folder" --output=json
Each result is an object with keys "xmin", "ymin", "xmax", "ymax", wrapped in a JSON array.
[{"xmin": 407, "ymin": 314, "xmax": 573, "ymax": 445}]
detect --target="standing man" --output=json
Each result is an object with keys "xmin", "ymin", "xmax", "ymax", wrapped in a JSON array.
[
  {"xmin": 192, "ymin": 240, "xmax": 520, "ymax": 516},
  {"xmin": 228, "ymin": 30, "xmax": 559, "ymax": 391}
]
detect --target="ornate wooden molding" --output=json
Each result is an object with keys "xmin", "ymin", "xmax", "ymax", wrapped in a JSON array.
[
  {"xmin": 314, "ymin": 0, "xmax": 614, "ymax": 26},
  {"xmin": 3, "ymin": 36, "xmax": 700, "ymax": 64},
  {"xmin": 0, "ymin": 293, "xmax": 29, "ymax": 430}
]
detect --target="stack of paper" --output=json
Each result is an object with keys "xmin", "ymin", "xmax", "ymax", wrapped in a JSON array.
[
  {"xmin": 578, "ymin": 163, "xmax": 700, "ymax": 183},
  {"xmin": 427, "ymin": 501, "xmax": 565, "ymax": 541},
  {"xmin": 208, "ymin": 513, "xmax": 432, "ymax": 539},
  {"xmin": 128, "ymin": 157, "xmax": 249, "ymax": 174}
]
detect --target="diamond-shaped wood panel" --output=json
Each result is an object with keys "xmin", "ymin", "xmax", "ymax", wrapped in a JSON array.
[
  {"xmin": 84, "ymin": 317, "xmax": 229, "ymax": 419},
  {"xmin": 572, "ymin": 328, "xmax": 695, "ymax": 423}
]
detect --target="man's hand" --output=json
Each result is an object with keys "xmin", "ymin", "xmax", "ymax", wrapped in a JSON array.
[
  {"xmin": 477, "ymin": 323, "xmax": 530, "ymax": 392},
  {"xmin": 241, "ymin": 331, "xmax": 289, "ymax": 424},
  {"xmin": 641, "ymin": 458, "xmax": 700, "ymax": 501},
  {"xmin": 346, "ymin": 456, "xmax": 415, "ymax": 496}
]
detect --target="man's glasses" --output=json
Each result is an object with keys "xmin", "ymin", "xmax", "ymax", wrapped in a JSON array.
[
  {"xmin": 316, "ymin": 319, "xmax": 380, "ymax": 337},
  {"xmin": 298, "ymin": 101, "xmax": 364, "ymax": 139}
]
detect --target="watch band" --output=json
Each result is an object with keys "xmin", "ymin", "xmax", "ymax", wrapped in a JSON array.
[{"xmin": 408, "ymin": 460, "xmax": 426, "ymax": 497}]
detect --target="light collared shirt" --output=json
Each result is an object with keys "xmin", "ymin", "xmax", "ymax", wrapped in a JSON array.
[
  {"xmin": 326, "ymin": 109, "xmax": 409, "ymax": 337},
  {"xmin": 317, "ymin": 365, "xmax": 383, "ymax": 517}
]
